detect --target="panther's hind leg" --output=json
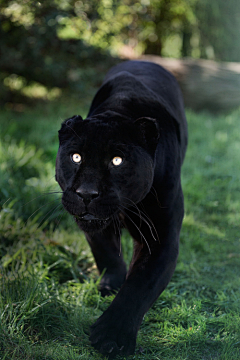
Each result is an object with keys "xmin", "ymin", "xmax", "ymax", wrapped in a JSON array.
[{"xmin": 85, "ymin": 223, "xmax": 127, "ymax": 296}]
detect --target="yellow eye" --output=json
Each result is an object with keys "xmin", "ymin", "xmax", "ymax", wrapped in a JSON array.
[
  {"xmin": 112, "ymin": 156, "xmax": 123, "ymax": 166},
  {"xmin": 71, "ymin": 153, "xmax": 81, "ymax": 163}
]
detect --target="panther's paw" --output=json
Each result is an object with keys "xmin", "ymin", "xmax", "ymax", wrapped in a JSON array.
[{"xmin": 90, "ymin": 309, "xmax": 136, "ymax": 358}]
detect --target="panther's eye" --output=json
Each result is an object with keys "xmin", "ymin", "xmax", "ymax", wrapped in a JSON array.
[
  {"xmin": 112, "ymin": 156, "xmax": 123, "ymax": 166},
  {"xmin": 71, "ymin": 153, "xmax": 81, "ymax": 163}
]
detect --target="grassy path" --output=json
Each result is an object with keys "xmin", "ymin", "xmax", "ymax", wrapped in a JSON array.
[{"xmin": 0, "ymin": 103, "xmax": 240, "ymax": 359}]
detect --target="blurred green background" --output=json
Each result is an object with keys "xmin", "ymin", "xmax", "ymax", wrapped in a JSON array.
[{"xmin": 1, "ymin": 0, "xmax": 240, "ymax": 108}]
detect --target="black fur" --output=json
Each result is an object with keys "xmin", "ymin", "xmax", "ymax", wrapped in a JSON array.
[{"xmin": 56, "ymin": 60, "xmax": 188, "ymax": 357}]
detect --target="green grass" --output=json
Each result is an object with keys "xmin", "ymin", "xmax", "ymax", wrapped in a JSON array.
[{"xmin": 0, "ymin": 101, "xmax": 240, "ymax": 359}]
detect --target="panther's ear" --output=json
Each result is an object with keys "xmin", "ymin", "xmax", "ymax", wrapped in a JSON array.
[
  {"xmin": 58, "ymin": 115, "xmax": 83, "ymax": 144},
  {"xmin": 134, "ymin": 117, "xmax": 160, "ymax": 153},
  {"xmin": 62, "ymin": 115, "xmax": 83, "ymax": 127}
]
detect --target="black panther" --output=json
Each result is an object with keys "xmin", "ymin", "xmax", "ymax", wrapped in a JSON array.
[{"xmin": 56, "ymin": 60, "xmax": 188, "ymax": 357}]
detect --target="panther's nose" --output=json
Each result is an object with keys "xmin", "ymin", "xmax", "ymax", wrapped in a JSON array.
[{"xmin": 76, "ymin": 186, "xmax": 99, "ymax": 205}]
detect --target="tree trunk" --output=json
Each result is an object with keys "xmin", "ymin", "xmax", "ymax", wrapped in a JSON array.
[{"xmin": 139, "ymin": 55, "xmax": 240, "ymax": 112}]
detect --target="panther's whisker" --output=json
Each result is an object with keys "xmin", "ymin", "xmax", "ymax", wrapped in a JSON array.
[
  {"xmin": 127, "ymin": 198, "xmax": 157, "ymax": 230},
  {"xmin": 149, "ymin": 189, "xmax": 167, "ymax": 209},
  {"xmin": 113, "ymin": 214, "xmax": 122, "ymax": 256},
  {"xmin": 121, "ymin": 197, "xmax": 159, "ymax": 243},
  {"xmin": 120, "ymin": 203, "xmax": 147, "ymax": 232},
  {"xmin": 1, "ymin": 198, "xmax": 11, "ymax": 207},
  {"xmin": 120, "ymin": 209, "xmax": 151, "ymax": 255},
  {"xmin": 120, "ymin": 205, "xmax": 158, "ymax": 243},
  {"xmin": 65, "ymin": 123, "xmax": 82, "ymax": 141},
  {"xmin": 53, "ymin": 208, "xmax": 66, "ymax": 231},
  {"xmin": 38, "ymin": 202, "xmax": 62, "ymax": 228},
  {"xmin": 150, "ymin": 186, "xmax": 161, "ymax": 204},
  {"xmin": 21, "ymin": 191, "xmax": 62, "ymax": 208},
  {"xmin": 122, "ymin": 197, "xmax": 143, "ymax": 227},
  {"xmin": 23, "ymin": 198, "xmax": 61, "ymax": 228}
]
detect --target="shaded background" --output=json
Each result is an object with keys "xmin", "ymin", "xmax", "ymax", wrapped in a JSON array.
[{"xmin": 1, "ymin": 0, "xmax": 240, "ymax": 110}]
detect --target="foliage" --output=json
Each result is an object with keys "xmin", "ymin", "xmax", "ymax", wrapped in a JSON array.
[
  {"xmin": 195, "ymin": 0, "xmax": 240, "ymax": 62},
  {"xmin": 56, "ymin": 0, "xmax": 197, "ymax": 56},
  {"xmin": 0, "ymin": 0, "xmax": 118, "ymax": 104},
  {"xmin": 0, "ymin": 102, "xmax": 240, "ymax": 359},
  {"xmin": 1, "ymin": 0, "xmax": 240, "ymax": 106}
]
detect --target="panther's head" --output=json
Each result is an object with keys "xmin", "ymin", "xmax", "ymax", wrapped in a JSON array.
[{"xmin": 56, "ymin": 112, "xmax": 159, "ymax": 233}]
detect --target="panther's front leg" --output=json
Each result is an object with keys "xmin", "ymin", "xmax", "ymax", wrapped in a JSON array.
[{"xmin": 85, "ymin": 223, "xmax": 127, "ymax": 297}]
